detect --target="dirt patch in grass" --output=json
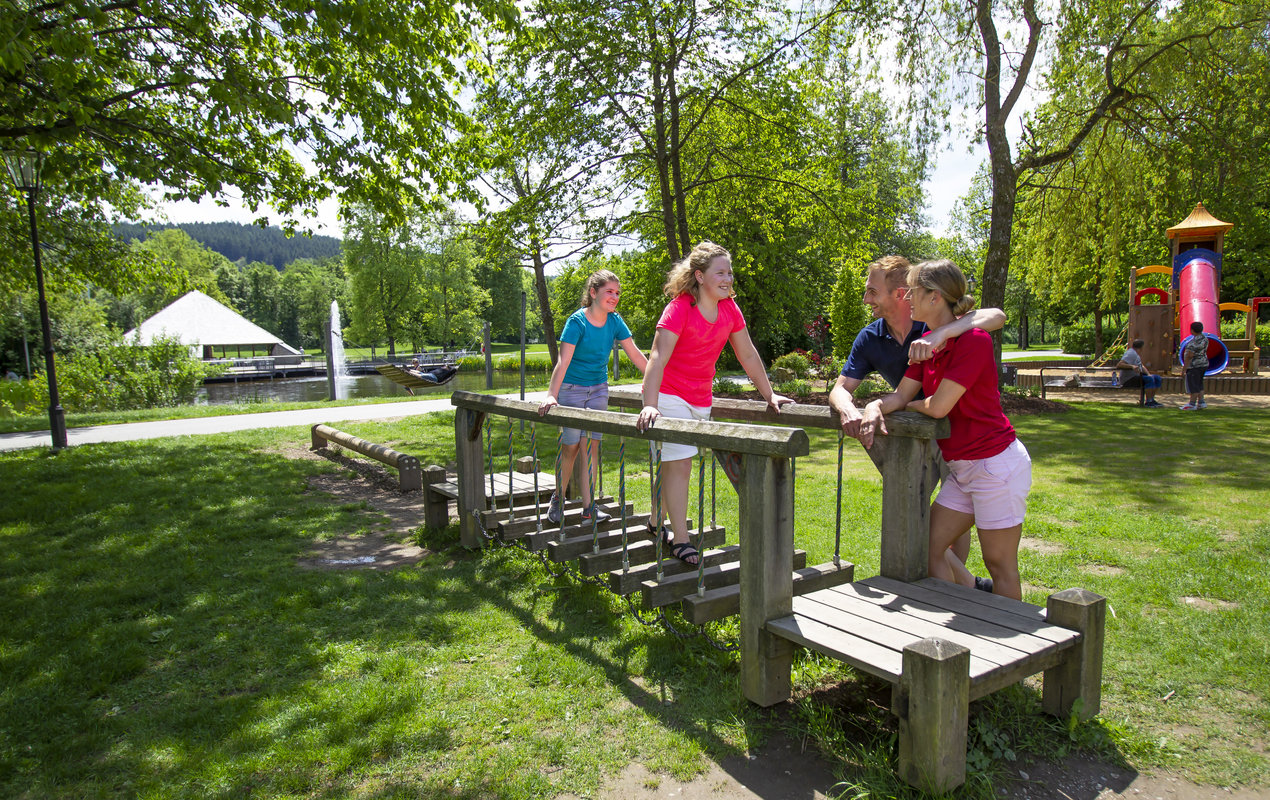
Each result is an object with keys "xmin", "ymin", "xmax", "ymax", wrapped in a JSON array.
[
  {"xmin": 1086, "ymin": 563, "xmax": 1126, "ymax": 576},
  {"xmin": 1181, "ymin": 595, "xmax": 1240, "ymax": 611},
  {"xmin": 283, "ymin": 443, "xmax": 441, "ymax": 571},
  {"xmin": 1021, "ymin": 536, "xmax": 1067, "ymax": 555}
]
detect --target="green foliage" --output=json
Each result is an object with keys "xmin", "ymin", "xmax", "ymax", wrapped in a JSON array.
[
  {"xmin": 774, "ymin": 378, "xmax": 812, "ymax": 397},
  {"xmin": 772, "ymin": 352, "xmax": 812, "ymax": 379},
  {"xmin": 494, "ymin": 355, "xmax": 551, "ymax": 372},
  {"xmin": 712, "ymin": 375, "xmax": 745, "ymax": 395},
  {"xmin": 1221, "ymin": 320, "xmax": 1270, "ymax": 351},
  {"xmin": 1059, "ymin": 325, "xmax": 1096, "ymax": 355},
  {"xmin": 0, "ymin": 377, "xmax": 43, "ymax": 417},
  {"xmin": 22, "ymin": 335, "xmax": 222, "ymax": 413},
  {"xmin": 831, "ymin": 259, "xmax": 869, "ymax": 363},
  {"xmin": 114, "ymin": 222, "xmax": 340, "ymax": 269},
  {"xmin": 1, "ymin": 0, "xmax": 514, "ymax": 225},
  {"xmin": 454, "ymin": 355, "xmax": 484, "ymax": 371}
]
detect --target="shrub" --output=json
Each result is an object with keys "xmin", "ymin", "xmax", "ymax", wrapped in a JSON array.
[
  {"xmin": 1221, "ymin": 320, "xmax": 1270, "ymax": 351},
  {"xmin": 0, "ymin": 377, "xmax": 44, "ymax": 416},
  {"xmin": 853, "ymin": 377, "xmax": 891, "ymax": 398},
  {"xmin": 455, "ymin": 356, "xmax": 484, "ymax": 371},
  {"xmin": 1059, "ymin": 325, "xmax": 1095, "ymax": 355},
  {"xmin": 772, "ymin": 351, "xmax": 812, "ymax": 379},
  {"xmin": 775, "ymin": 378, "xmax": 812, "ymax": 397},
  {"xmin": 713, "ymin": 375, "xmax": 744, "ymax": 395},
  {"xmin": 831, "ymin": 260, "xmax": 869, "ymax": 363},
  {"xmin": 494, "ymin": 354, "xmax": 552, "ymax": 373}
]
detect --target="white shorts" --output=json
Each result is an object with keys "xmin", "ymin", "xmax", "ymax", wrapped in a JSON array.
[
  {"xmin": 652, "ymin": 392, "xmax": 711, "ymax": 463},
  {"xmin": 934, "ymin": 439, "xmax": 1032, "ymax": 529}
]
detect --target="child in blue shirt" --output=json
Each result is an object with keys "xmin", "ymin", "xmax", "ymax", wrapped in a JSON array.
[{"xmin": 538, "ymin": 270, "xmax": 648, "ymax": 522}]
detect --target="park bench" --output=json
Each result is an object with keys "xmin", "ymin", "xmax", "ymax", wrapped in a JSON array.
[{"xmin": 1039, "ymin": 365, "xmax": 1147, "ymax": 404}]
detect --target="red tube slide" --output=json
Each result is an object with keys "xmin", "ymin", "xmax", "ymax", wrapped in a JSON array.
[{"xmin": 1177, "ymin": 257, "xmax": 1228, "ymax": 374}]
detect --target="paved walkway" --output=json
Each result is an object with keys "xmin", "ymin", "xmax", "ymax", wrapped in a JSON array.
[{"xmin": 0, "ymin": 391, "xmax": 551, "ymax": 452}]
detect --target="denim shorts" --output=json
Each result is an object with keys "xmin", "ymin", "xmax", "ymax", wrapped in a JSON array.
[
  {"xmin": 557, "ymin": 382, "xmax": 608, "ymax": 445},
  {"xmin": 934, "ymin": 438, "xmax": 1032, "ymax": 530}
]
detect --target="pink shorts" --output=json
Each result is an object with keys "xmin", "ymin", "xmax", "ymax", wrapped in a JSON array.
[{"xmin": 934, "ymin": 439, "xmax": 1032, "ymax": 529}]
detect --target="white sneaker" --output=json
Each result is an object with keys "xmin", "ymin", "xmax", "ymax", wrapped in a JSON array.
[
  {"xmin": 1180, "ymin": 404, "xmax": 1196, "ymax": 410},
  {"xmin": 1197, "ymin": 401, "xmax": 1208, "ymax": 409}
]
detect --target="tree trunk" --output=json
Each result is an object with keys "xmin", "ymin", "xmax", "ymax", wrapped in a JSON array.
[
  {"xmin": 530, "ymin": 238, "xmax": 558, "ymax": 366},
  {"xmin": 1093, "ymin": 307, "xmax": 1104, "ymax": 356},
  {"xmin": 982, "ymin": 150, "xmax": 1017, "ymax": 363}
]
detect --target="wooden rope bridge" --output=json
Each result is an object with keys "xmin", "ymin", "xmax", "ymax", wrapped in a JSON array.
[{"xmin": 312, "ymin": 389, "xmax": 1106, "ymax": 792}]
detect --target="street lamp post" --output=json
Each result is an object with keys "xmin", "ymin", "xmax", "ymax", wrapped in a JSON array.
[{"xmin": 4, "ymin": 148, "xmax": 67, "ymax": 450}]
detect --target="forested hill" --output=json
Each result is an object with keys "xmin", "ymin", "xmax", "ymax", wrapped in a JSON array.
[{"xmin": 114, "ymin": 221, "xmax": 342, "ymax": 269}]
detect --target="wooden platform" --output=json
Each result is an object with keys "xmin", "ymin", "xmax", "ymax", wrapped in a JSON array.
[
  {"xmin": 427, "ymin": 471, "xmax": 556, "ymax": 504},
  {"xmin": 767, "ymin": 576, "xmax": 1081, "ymax": 702}
]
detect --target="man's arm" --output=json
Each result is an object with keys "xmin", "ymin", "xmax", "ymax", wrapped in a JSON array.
[
  {"xmin": 828, "ymin": 374, "xmax": 864, "ymax": 436},
  {"xmin": 908, "ymin": 307, "xmax": 1007, "ymax": 362}
]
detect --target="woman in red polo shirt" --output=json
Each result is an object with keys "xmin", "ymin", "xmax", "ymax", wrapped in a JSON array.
[
  {"xmin": 863, "ymin": 259, "xmax": 1031, "ymax": 599},
  {"xmin": 636, "ymin": 241, "xmax": 792, "ymax": 566}
]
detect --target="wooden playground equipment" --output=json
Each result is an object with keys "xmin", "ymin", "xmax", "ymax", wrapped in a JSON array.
[
  {"xmin": 351, "ymin": 390, "xmax": 1102, "ymax": 792},
  {"xmin": 308, "ymin": 391, "xmax": 1107, "ymax": 791},
  {"xmin": 1129, "ymin": 203, "xmax": 1265, "ymax": 376}
]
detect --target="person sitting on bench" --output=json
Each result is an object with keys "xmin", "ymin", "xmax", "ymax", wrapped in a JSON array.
[{"xmin": 1115, "ymin": 339, "xmax": 1164, "ymax": 407}]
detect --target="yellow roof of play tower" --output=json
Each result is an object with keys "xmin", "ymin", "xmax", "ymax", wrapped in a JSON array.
[{"xmin": 1166, "ymin": 202, "xmax": 1233, "ymax": 239}]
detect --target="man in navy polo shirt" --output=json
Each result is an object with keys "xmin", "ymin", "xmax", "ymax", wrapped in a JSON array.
[{"xmin": 829, "ymin": 255, "xmax": 1006, "ymax": 584}]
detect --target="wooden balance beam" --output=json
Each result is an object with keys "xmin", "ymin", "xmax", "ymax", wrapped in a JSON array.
[{"xmin": 310, "ymin": 424, "xmax": 422, "ymax": 492}]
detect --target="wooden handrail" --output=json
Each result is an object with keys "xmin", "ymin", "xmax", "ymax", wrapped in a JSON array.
[
  {"xmin": 606, "ymin": 388, "xmax": 949, "ymax": 440},
  {"xmin": 450, "ymin": 390, "xmax": 809, "ymax": 459}
]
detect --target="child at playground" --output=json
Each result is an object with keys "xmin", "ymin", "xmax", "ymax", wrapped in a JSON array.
[
  {"xmin": 861, "ymin": 259, "xmax": 1031, "ymax": 600},
  {"xmin": 538, "ymin": 270, "xmax": 649, "ymax": 523},
  {"xmin": 1181, "ymin": 321, "xmax": 1209, "ymax": 410},
  {"xmin": 635, "ymin": 241, "xmax": 793, "ymax": 566}
]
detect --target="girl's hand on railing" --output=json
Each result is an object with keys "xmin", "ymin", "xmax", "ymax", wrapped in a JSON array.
[
  {"xmin": 537, "ymin": 395, "xmax": 558, "ymax": 416},
  {"xmin": 767, "ymin": 393, "xmax": 794, "ymax": 414},
  {"xmin": 636, "ymin": 405, "xmax": 661, "ymax": 432}
]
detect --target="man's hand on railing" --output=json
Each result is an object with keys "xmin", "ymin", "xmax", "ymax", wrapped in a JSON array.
[
  {"xmin": 858, "ymin": 401, "xmax": 888, "ymax": 449},
  {"xmin": 636, "ymin": 405, "xmax": 661, "ymax": 432}
]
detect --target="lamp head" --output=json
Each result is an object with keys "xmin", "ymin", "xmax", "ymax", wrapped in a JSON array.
[{"xmin": 2, "ymin": 147, "xmax": 44, "ymax": 193}]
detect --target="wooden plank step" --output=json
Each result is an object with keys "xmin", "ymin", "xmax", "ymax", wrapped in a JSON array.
[
  {"xmin": 429, "ymin": 472, "xmax": 558, "ymax": 503},
  {"xmin": 578, "ymin": 527, "xmax": 727, "ymax": 577},
  {"xmin": 523, "ymin": 514, "xmax": 685, "ymax": 553},
  {"xmin": 493, "ymin": 499, "xmax": 628, "ymax": 540},
  {"xmin": 765, "ymin": 613, "xmax": 902, "ymax": 683},
  {"xmin": 682, "ymin": 561, "xmax": 855, "ymax": 624},
  {"xmin": 545, "ymin": 514, "xmax": 655, "ymax": 561},
  {"xmin": 482, "ymin": 494, "xmax": 614, "ymax": 529},
  {"xmin": 640, "ymin": 550, "xmax": 809, "ymax": 609},
  {"xmin": 604, "ymin": 529, "xmax": 729, "ymax": 595}
]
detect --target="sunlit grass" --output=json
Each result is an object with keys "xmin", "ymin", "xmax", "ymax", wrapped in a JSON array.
[{"xmin": 1, "ymin": 402, "xmax": 1267, "ymax": 798}]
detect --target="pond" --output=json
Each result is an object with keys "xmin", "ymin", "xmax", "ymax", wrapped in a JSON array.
[{"xmin": 196, "ymin": 370, "xmax": 544, "ymax": 405}]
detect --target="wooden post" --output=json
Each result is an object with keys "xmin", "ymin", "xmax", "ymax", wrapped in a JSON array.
[
  {"xmin": 1043, "ymin": 588, "xmax": 1106, "ymax": 721},
  {"xmin": 422, "ymin": 465, "xmax": 449, "ymax": 530},
  {"xmin": 869, "ymin": 434, "xmax": 941, "ymax": 582},
  {"xmin": 482, "ymin": 321, "xmax": 493, "ymax": 390},
  {"xmin": 310, "ymin": 424, "xmax": 326, "ymax": 451},
  {"xmin": 454, "ymin": 407, "xmax": 487, "ymax": 549},
  {"xmin": 739, "ymin": 452, "xmax": 795, "ymax": 707},
  {"xmin": 896, "ymin": 637, "xmax": 970, "ymax": 792}
]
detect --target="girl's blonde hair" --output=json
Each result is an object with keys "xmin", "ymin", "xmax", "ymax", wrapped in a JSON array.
[
  {"xmin": 908, "ymin": 259, "xmax": 977, "ymax": 317},
  {"xmin": 663, "ymin": 241, "xmax": 732, "ymax": 302},
  {"xmin": 580, "ymin": 269, "xmax": 619, "ymax": 308}
]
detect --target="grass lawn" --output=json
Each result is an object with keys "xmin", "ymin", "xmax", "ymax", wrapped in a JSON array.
[{"xmin": 1, "ymin": 403, "xmax": 1267, "ymax": 798}]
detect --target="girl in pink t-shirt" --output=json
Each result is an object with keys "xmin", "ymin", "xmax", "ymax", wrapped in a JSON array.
[
  {"xmin": 863, "ymin": 259, "xmax": 1031, "ymax": 599},
  {"xmin": 635, "ymin": 241, "xmax": 792, "ymax": 565}
]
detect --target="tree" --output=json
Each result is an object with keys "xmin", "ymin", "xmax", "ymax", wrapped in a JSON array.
[
  {"xmin": 852, "ymin": 0, "xmax": 1269, "ymax": 354},
  {"xmin": 415, "ymin": 214, "xmax": 490, "ymax": 349},
  {"xmin": 129, "ymin": 228, "xmax": 234, "ymax": 315},
  {"xmin": 1, "ymin": 0, "xmax": 516, "ymax": 225},
  {"xmin": 342, "ymin": 205, "xmax": 424, "ymax": 356},
  {"xmin": 281, "ymin": 258, "xmax": 346, "ymax": 352}
]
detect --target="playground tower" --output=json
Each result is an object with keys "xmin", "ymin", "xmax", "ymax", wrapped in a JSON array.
[{"xmin": 1128, "ymin": 203, "xmax": 1262, "ymax": 376}]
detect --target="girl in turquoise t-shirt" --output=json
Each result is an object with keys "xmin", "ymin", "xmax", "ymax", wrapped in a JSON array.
[{"xmin": 538, "ymin": 270, "xmax": 649, "ymax": 523}]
